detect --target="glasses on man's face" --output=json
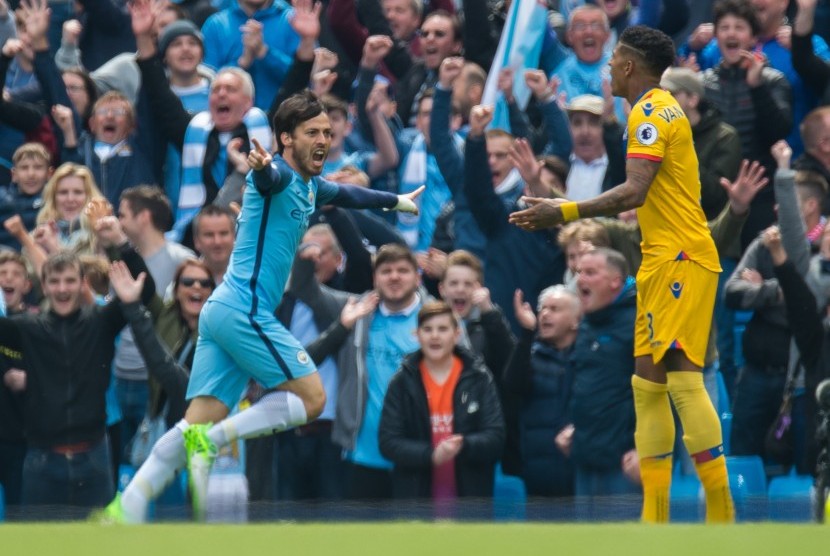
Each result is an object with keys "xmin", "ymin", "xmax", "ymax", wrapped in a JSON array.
[
  {"xmin": 95, "ymin": 107, "xmax": 127, "ymax": 117},
  {"xmin": 571, "ymin": 22, "xmax": 606, "ymax": 33},
  {"xmin": 179, "ymin": 277, "xmax": 214, "ymax": 288},
  {"xmin": 66, "ymin": 84, "xmax": 86, "ymax": 93}
]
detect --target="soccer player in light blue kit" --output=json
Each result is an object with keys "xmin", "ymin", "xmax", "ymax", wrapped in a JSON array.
[{"xmin": 97, "ymin": 90, "xmax": 423, "ymax": 523}]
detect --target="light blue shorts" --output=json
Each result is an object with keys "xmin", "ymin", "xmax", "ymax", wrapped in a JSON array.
[{"xmin": 186, "ymin": 300, "xmax": 317, "ymax": 409}]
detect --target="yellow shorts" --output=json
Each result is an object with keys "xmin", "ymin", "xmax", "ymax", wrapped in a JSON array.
[{"xmin": 634, "ymin": 260, "xmax": 719, "ymax": 367}]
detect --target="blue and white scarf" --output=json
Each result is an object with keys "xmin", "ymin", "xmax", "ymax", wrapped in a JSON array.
[
  {"xmin": 396, "ymin": 132, "xmax": 463, "ymax": 251},
  {"xmin": 174, "ymin": 107, "xmax": 272, "ymax": 240}
]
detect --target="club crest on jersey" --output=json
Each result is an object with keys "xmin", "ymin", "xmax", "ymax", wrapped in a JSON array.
[
  {"xmin": 670, "ymin": 281, "xmax": 683, "ymax": 299},
  {"xmin": 297, "ymin": 350, "xmax": 310, "ymax": 364},
  {"xmin": 642, "ymin": 102, "xmax": 655, "ymax": 116},
  {"xmin": 636, "ymin": 123, "xmax": 658, "ymax": 146}
]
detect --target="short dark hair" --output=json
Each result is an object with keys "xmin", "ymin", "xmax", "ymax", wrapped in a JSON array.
[
  {"xmin": 417, "ymin": 300, "xmax": 458, "ymax": 328},
  {"xmin": 62, "ymin": 67, "xmax": 99, "ymax": 122},
  {"xmin": 422, "ymin": 10, "xmax": 462, "ymax": 44},
  {"xmin": 373, "ymin": 243, "xmax": 418, "ymax": 273},
  {"xmin": 120, "ymin": 185, "xmax": 173, "ymax": 232},
  {"xmin": 192, "ymin": 204, "xmax": 236, "ymax": 237},
  {"xmin": 795, "ymin": 171, "xmax": 829, "ymax": 204},
  {"xmin": 540, "ymin": 155, "xmax": 569, "ymax": 189},
  {"xmin": 272, "ymin": 90, "xmax": 327, "ymax": 155},
  {"xmin": 713, "ymin": 0, "xmax": 760, "ymax": 37},
  {"xmin": 618, "ymin": 25, "xmax": 676, "ymax": 78},
  {"xmin": 42, "ymin": 250, "xmax": 82, "ymax": 283}
]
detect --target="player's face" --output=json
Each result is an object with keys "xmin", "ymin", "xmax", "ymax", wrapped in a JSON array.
[
  {"xmin": 194, "ymin": 214, "xmax": 235, "ymax": 271},
  {"xmin": 209, "ymin": 73, "xmax": 253, "ymax": 132},
  {"xmin": 486, "ymin": 135, "xmax": 514, "ymax": 186},
  {"xmin": 537, "ymin": 293, "xmax": 580, "ymax": 344},
  {"xmin": 420, "ymin": 15, "xmax": 460, "ymax": 70},
  {"xmin": 164, "ymin": 35, "xmax": 203, "ymax": 76},
  {"xmin": 44, "ymin": 265, "xmax": 84, "ymax": 317},
  {"xmin": 0, "ymin": 261, "xmax": 30, "ymax": 311},
  {"xmin": 569, "ymin": 112, "xmax": 605, "ymax": 163},
  {"xmin": 576, "ymin": 252, "xmax": 622, "ymax": 314},
  {"xmin": 55, "ymin": 176, "xmax": 88, "ymax": 222},
  {"xmin": 607, "ymin": 44, "xmax": 629, "ymax": 98},
  {"xmin": 374, "ymin": 259, "xmax": 420, "ymax": 306},
  {"xmin": 715, "ymin": 14, "xmax": 755, "ymax": 66},
  {"xmin": 285, "ymin": 112, "xmax": 332, "ymax": 179},
  {"xmin": 175, "ymin": 265, "xmax": 214, "ymax": 324},
  {"xmin": 568, "ymin": 9, "xmax": 610, "ymax": 64},
  {"xmin": 383, "ymin": 0, "xmax": 421, "ymax": 41},
  {"xmin": 417, "ymin": 313, "xmax": 459, "ymax": 363},
  {"xmin": 438, "ymin": 265, "xmax": 479, "ymax": 319}
]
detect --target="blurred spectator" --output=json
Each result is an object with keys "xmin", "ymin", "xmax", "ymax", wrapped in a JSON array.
[
  {"xmin": 557, "ymin": 219, "xmax": 611, "ymax": 290},
  {"xmin": 0, "ymin": 246, "xmax": 154, "ymax": 511},
  {"xmin": 0, "ymin": 143, "xmax": 51, "ymax": 251},
  {"xmin": 504, "ymin": 285, "xmax": 580, "ymax": 498},
  {"xmin": 379, "ymin": 300, "xmax": 504, "ymax": 514},
  {"xmin": 556, "ymin": 248, "xmax": 639, "ymax": 505},
  {"xmin": 201, "ymin": 0, "xmax": 304, "ymax": 109},
  {"xmin": 792, "ymin": 0, "xmax": 830, "ymax": 107},
  {"xmin": 795, "ymin": 106, "xmax": 830, "ymax": 187},
  {"xmin": 702, "ymin": 0, "xmax": 792, "ymax": 247},
  {"xmin": 191, "ymin": 204, "xmax": 235, "ymax": 285}
]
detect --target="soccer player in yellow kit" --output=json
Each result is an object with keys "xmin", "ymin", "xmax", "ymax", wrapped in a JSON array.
[{"xmin": 509, "ymin": 25, "xmax": 734, "ymax": 523}]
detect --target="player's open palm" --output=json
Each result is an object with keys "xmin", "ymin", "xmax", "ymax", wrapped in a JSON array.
[{"xmin": 248, "ymin": 138, "xmax": 272, "ymax": 170}]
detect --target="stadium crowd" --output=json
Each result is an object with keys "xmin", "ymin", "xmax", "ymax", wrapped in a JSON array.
[{"xmin": 1, "ymin": 0, "xmax": 830, "ymax": 520}]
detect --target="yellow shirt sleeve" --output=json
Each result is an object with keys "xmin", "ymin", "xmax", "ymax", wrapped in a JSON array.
[{"xmin": 626, "ymin": 100, "xmax": 674, "ymax": 162}]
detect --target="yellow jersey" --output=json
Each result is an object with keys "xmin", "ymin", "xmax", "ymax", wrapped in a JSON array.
[{"xmin": 626, "ymin": 88, "xmax": 720, "ymax": 274}]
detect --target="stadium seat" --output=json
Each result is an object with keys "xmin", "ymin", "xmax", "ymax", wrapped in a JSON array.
[
  {"xmin": 670, "ymin": 470, "xmax": 703, "ymax": 522},
  {"xmin": 726, "ymin": 455, "xmax": 767, "ymax": 521},
  {"xmin": 493, "ymin": 464, "xmax": 526, "ymax": 521},
  {"xmin": 716, "ymin": 371, "xmax": 733, "ymax": 455},
  {"xmin": 768, "ymin": 469, "xmax": 814, "ymax": 522}
]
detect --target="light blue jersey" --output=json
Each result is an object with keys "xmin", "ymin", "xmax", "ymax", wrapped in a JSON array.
[{"xmin": 187, "ymin": 153, "xmax": 399, "ymax": 406}]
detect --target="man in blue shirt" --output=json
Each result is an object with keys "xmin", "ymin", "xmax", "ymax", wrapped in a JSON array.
[{"xmin": 97, "ymin": 90, "xmax": 423, "ymax": 523}]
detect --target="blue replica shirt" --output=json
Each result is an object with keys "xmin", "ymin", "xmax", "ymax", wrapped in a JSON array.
[
  {"xmin": 210, "ymin": 154, "xmax": 398, "ymax": 315},
  {"xmin": 350, "ymin": 304, "xmax": 421, "ymax": 469}
]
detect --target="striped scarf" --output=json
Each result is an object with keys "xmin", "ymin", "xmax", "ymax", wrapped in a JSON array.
[{"xmin": 174, "ymin": 107, "xmax": 272, "ymax": 239}]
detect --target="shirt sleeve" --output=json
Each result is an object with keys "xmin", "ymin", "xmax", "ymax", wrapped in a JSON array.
[{"xmin": 626, "ymin": 101, "xmax": 671, "ymax": 162}]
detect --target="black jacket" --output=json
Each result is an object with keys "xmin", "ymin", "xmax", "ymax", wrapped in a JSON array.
[
  {"xmin": 379, "ymin": 347, "xmax": 505, "ymax": 499},
  {"xmin": 0, "ymin": 244, "xmax": 154, "ymax": 448}
]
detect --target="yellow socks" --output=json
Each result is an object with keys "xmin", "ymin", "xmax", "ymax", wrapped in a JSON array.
[
  {"xmin": 668, "ymin": 371, "xmax": 734, "ymax": 523},
  {"xmin": 632, "ymin": 375, "xmax": 675, "ymax": 523}
]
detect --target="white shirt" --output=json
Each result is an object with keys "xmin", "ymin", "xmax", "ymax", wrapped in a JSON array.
[{"xmin": 566, "ymin": 153, "xmax": 609, "ymax": 202}]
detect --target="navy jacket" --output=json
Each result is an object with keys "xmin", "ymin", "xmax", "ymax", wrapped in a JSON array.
[{"xmin": 570, "ymin": 279, "xmax": 637, "ymax": 472}]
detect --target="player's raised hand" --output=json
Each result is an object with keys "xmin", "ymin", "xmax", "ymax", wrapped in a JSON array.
[
  {"xmin": 720, "ymin": 159, "xmax": 767, "ymax": 216},
  {"xmin": 109, "ymin": 260, "xmax": 146, "ymax": 304},
  {"xmin": 247, "ymin": 138, "xmax": 272, "ymax": 170},
  {"xmin": 509, "ymin": 196, "xmax": 567, "ymax": 230},
  {"xmin": 513, "ymin": 289, "xmax": 537, "ymax": 331},
  {"xmin": 394, "ymin": 185, "xmax": 425, "ymax": 215},
  {"xmin": 468, "ymin": 104, "xmax": 493, "ymax": 137}
]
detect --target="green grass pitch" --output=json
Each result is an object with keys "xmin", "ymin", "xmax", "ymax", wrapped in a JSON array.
[{"xmin": 1, "ymin": 523, "xmax": 828, "ymax": 556}]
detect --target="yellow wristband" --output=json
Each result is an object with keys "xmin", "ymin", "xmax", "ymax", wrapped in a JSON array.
[{"xmin": 560, "ymin": 202, "xmax": 580, "ymax": 222}]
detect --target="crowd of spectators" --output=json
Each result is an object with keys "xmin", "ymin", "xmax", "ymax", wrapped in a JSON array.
[{"xmin": 1, "ymin": 0, "xmax": 830, "ymax": 520}]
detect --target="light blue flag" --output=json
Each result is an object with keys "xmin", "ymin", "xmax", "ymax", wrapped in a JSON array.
[{"xmin": 481, "ymin": 0, "xmax": 549, "ymax": 132}]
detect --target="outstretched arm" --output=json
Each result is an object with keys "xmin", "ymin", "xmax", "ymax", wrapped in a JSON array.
[
  {"xmin": 509, "ymin": 157, "xmax": 659, "ymax": 230},
  {"xmin": 316, "ymin": 178, "xmax": 423, "ymax": 212}
]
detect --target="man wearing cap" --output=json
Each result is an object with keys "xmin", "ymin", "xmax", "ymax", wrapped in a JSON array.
[
  {"xmin": 565, "ymin": 94, "xmax": 626, "ymax": 202},
  {"xmin": 662, "ymin": 68, "xmax": 741, "ymax": 221}
]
